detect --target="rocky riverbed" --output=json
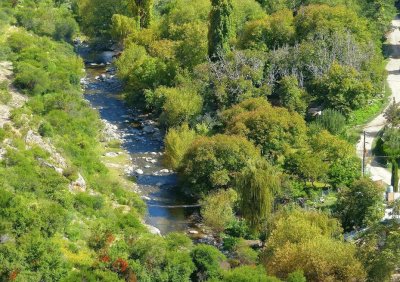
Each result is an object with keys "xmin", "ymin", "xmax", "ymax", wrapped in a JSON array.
[{"xmin": 78, "ymin": 47, "xmax": 205, "ymax": 235}]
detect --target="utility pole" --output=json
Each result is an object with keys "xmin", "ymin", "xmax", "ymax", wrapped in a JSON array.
[{"xmin": 362, "ymin": 130, "xmax": 366, "ymax": 176}]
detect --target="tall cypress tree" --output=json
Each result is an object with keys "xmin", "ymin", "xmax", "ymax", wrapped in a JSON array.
[
  {"xmin": 131, "ymin": 0, "xmax": 153, "ymax": 28},
  {"xmin": 382, "ymin": 128, "xmax": 400, "ymax": 192},
  {"xmin": 208, "ymin": 0, "xmax": 233, "ymax": 60}
]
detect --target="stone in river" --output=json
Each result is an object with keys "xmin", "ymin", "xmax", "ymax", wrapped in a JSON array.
[
  {"xmin": 143, "ymin": 125, "xmax": 156, "ymax": 134},
  {"xmin": 135, "ymin": 169, "xmax": 144, "ymax": 175},
  {"xmin": 189, "ymin": 230, "xmax": 199, "ymax": 234}
]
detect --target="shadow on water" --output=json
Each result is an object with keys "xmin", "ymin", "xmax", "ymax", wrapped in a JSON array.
[{"xmin": 77, "ymin": 46, "xmax": 199, "ymax": 234}]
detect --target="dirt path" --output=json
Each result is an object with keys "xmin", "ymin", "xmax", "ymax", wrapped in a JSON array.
[{"xmin": 356, "ymin": 17, "xmax": 400, "ymax": 185}]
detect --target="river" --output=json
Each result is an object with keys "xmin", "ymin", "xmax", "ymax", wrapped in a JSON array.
[{"xmin": 77, "ymin": 47, "xmax": 199, "ymax": 234}]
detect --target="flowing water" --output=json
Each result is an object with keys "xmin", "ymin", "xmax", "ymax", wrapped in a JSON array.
[{"xmin": 78, "ymin": 47, "xmax": 199, "ymax": 234}]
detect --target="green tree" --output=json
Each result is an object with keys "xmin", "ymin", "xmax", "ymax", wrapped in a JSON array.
[
  {"xmin": 116, "ymin": 43, "xmax": 174, "ymax": 104},
  {"xmin": 335, "ymin": 178, "xmax": 385, "ymax": 232},
  {"xmin": 175, "ymin": 22, "xmax": 208, "ymax": 70},
  {"xmin": 159, "ymin": 87, "xmax": 203, "ymax": 127},
  {"xmin": 382, "ymin": 127, "xmax": 400, "ymax": 192},
  {"xmin": 308, "ymin": 129, "xmax": 361, "ymax": 188},
  {"xmin": 239, "ymin": 9, "xmax": 295, "ymax": 50},
  {"xmin": 78, "ymin": 0, "xmax": 132, "ymax": 37},
  {"xmin": 179, "ymin": 134, "xmax": 262, "ymax": 197},
  {"xmin": 357, "ymin": 221, "xmax": 400, "ymax": 282},
  {"xmin": 130, "ymin": 0, "xmax": 153, "ymax": 28},
  {"xmin": 200, "ymin": 189, "xmax": 237, "ymax": 233},
  {"xmin": 285, "ymin": 150, "xmax": 329, "ymax": 186},
  {"xmin": 110, "ymin": 14, "xmax": 138, "ymax": 42},
  {"xmin": 222, "ymin": 98, "xmax": 307, "ymax": 160},
  {"xmin": 327, "ymin": 156, "xmax": 361, "ymax": 188},
  {"xmin": 313, "ymin": 62, "xmax": 374, "ymax": 116},
  {"xmin": 294, "ymin": 4, "xmax": 370, "ymax": 43},
  {"xmin": 264, "ymin": 209, "xmax": 365, "ymax": 281},
  {"xmin": 235, "ymin": 160, "xmax": 280, "ymax": 231},
  {"xmin": 276, "ymin": 75, "xmax": 307, "ymax": 115},
  {"xmin": 208, "ymin": 0, "xmax": 233, "ymax": 60}
]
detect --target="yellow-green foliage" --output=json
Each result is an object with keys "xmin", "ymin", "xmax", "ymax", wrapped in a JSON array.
[
  {"xmin": 222, "ymin": 98, "xmax": 307, "ymax": 160},
  {"xmin": 264, "ymin": 209, "xmax": 365, "ymax": 281},
  {"xmin": 200, "ymin": 189, "xmax": 237, "ymax": 233},
  {"xmin": 179, "ymin": 134, "xmax": 263, "ymax": 197},
  {"xmin": 164, "ymin": 124, "xmax": 197, "ymax": 170},
  {"xmin": 111, "ymin": 14, "xmax": 138, "ymax": 42}
]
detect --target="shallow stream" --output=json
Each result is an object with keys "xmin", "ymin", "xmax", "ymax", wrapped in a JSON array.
[{"xmin": 78, "ymin": 48, "xmax": 199, "ymax": 234}]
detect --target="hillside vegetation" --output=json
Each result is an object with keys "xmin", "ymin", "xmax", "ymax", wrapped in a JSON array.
[{"xmin": 0, "ymin": 0, "xmax": 400, "ymax": 281}]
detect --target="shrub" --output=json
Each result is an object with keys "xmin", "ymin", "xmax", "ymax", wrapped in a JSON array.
[
  {"xmin": 14, "ymin": 62, "xmax": 50, "ymax": 95},
  {"xmin": 164, "ymin": 124, "xmax": 197, "ymax": 170},
  {"xmin": 160, "ymin": 87, "xmax": 203, "ymax": 127},
  {"xmin": 200, "ymin": 189, "xmax": 237, "ymax": 233},
  {"xmin": 0, "ymin": 81, "xmax": 11, "ymax": 104},
  {"xmin": 16, "ymin": 2, "xmax": 78, "ymax": 42},
  {"xmin": 315, "ymin": 108, "xmax": 346, "ymax": 135},
  {"xmin": 38, "ymin": 121, "xmax": 54, "ymax": 137},
  {"xmin": 111, "ymin": 14, "xmax": 138, "ymax": 42},
  {"xmin": 223, "ymin": 265, "xmax": 279, "ymax": 282},
  {"xmin": 190, "ymin": 244, "xmax": 226, "ymax": 281}
]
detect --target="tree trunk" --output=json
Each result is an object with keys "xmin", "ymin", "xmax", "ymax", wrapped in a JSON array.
[{"xmin": 391, "ymin": 159, "xmax": 399, "ymax": 192}]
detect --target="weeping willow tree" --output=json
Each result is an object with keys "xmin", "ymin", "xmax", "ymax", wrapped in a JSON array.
[{"xmin": 235, "ymin": 160, "xmax": 281, "ymax": 232}]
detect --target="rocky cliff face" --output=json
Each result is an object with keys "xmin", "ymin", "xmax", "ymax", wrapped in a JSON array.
[{"xmin": 0, "ymin": 61, "xmax": 87, "ymax": 192}]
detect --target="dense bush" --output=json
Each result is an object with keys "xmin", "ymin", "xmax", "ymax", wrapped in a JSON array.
[
  {"xmin": 0, "ymin": 81, "xmax": 11, "ymax": 104},
  {"xmin": 149, "ymin": 86, "xmax": 203, "ymax": 127},
  {"xmin": 16, "ymin": 1, "xmax": 79, "ymax": 42},
  {"xmin": 314, "ymin": 108, "xmax": 346, "ymax": 135},
  {"xmin": 264, "ymin": 209, "xmax": 365, "ymax": 281},
  {"xmin": 179, "ymin": 134, "xmax": 263, "ymax": 197},
  {"xmin": 221, "ymin": 98, "xmax": 307, "ymax": 160},
  {"xmin": 190, "ymin": 244, "xmax": 226, "ymax": 281}
]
